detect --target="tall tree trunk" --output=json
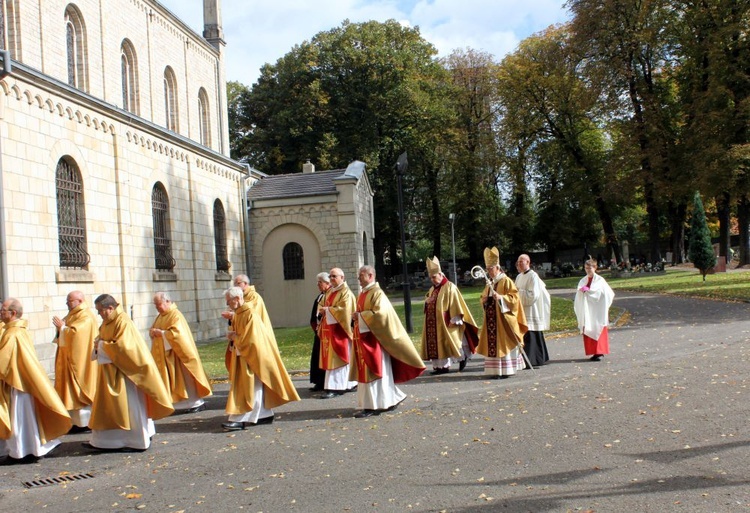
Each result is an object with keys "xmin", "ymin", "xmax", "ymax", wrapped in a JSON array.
[
  {"xmin": 667, "ymin": 200, "xmax": 687, "ymax": 264},
  {"xmin": 738, "ymin": 194, "xmax": 750, "ymax": 266},
  {"xmin": 593, "ymin": 195, "xmax": 622, "ymax": 264},
  {"xmin": 644, "ymin": 180, "xmax": 662, "ymax": 263},
  {"xmin": 715, "ymin": 191, "xmax": 731, "ymax": 260}
]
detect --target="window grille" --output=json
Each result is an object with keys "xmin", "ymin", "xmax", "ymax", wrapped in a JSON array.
[
  {"xmin": 213, "ymin": 200, "xmax": 229, "ymax": 272},
  {"xmin": 283, "ymin": 242, "xmax": 304, "ymax": 280},
  {"xmin": 56, "ymin": 159, "xmax": 90, "ymax": 269},
  {"xmin": 151, "ymin": 183, "xmax": 175, "ymax": 271}
]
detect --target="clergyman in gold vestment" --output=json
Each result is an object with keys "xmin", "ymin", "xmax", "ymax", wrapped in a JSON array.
[
  {"xmin": 0, "ymin": 298, "xmax": 71, "ymax": 462},
  {"xmin": 52, "ymin": 290, "xmax": 98, "ymax": 431},
  {"xmin": 222, "ymin": 287, "xmax": 299, "ymax": 431},
  {"xmin": 149, "ymin": 292, "xmax": 212, "ymax": 413},
  {"xmin": 86, "ymin": 294, "xmax": 173, "ymax": 452}
]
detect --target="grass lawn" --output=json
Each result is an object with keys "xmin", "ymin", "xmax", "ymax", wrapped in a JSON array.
[{"xmin": 546, "ymin": 267, "xmax": 750, "ymax": 302}]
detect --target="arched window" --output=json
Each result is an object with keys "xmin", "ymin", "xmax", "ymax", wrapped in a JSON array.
[
  {"xmin": 198, "ymin": 87, "xmax": 211, "ymax": 147},
  {"xmin": 163, "ymin": 66, "xmax": 178, "ymax": 131},
  {"xmin": 56, "ymin": 158, "xmax": 90, "ymax": 269},
  {"xmin": 151, "ymin": 182, "xmax": 175, "ymax": 271},
  {"xmin": 282, "ymin": 242, "xmax": 304, "ymax": 280},
  {"xmin": 363, "ymin": 232, "xmax": 369, "ymax": 265},
  {"xmin": 65, "ymin": 4, "xmax": 88, "ymax": 91},
  {"xmin": 213, "ymin": 199, "xmax": 229, "ymax": 272},
  {"xmin": 121, "ymin": 39, "xmax": 139, "ymax": 115},
  {"xmin": 2, "ymin": 0, "xmax": 22, "ymax": 59}
]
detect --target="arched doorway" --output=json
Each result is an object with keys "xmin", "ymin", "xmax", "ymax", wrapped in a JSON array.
[{"xmin": 261, "ymin": 224, "xmax": 322, "ymax": 327}]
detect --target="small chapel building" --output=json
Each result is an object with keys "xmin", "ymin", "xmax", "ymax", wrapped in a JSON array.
[{"xmin": 247, "ymin": 160, "xmax": 375, "ymax": 327}]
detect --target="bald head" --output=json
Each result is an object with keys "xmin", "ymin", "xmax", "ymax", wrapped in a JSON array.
[
  {"xmin": 66, "ymin": 290, "xmax": 85, "ymax": 311},
  {"xmin": 516, "ymin": 254, "xmax": 531, "ymax": 273}
]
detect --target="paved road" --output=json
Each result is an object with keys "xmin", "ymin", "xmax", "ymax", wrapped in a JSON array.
[{"xmin": 1, "ymin": 291, "xmax": 749, "ymax": 512}]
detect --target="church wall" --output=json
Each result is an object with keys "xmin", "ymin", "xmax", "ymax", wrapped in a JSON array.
[
  {"xmin": 0, "ymin": 0, "xmax": 241, "ymax": 374},
  {"xmin": 13, "ymin": 0, "xmax": 224, "ymax": 154}
]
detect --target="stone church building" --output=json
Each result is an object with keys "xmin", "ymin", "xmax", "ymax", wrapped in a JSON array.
[{"xmin": 0, "ymin": 0, "xmax": 374, "ymax": 372}]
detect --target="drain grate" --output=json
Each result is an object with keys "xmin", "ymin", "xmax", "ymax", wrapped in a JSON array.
[{"xmin": 23, "ymin": 472, "xmax": 94, "ymax": 489}]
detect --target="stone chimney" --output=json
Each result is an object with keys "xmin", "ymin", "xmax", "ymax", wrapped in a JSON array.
[
  {"xmin": 302, "ymin": 160, "xmax": 315, "ymax": 174},
  {"xmin": 203, "ymin": 0, "xmax": 225, "ymax": 49}
]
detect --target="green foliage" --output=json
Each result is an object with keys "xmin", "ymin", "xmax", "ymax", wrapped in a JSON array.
[
  {"xmin": 233, "ymin": 19, "xmax": 453, "ymax": 276},
  {"xmin": 688, "ymin": 192, "xmax": 716, "ymax": 280},
  {"xmin": 223, "ymin": 3, "xmax": 750, "ymax": 272}
]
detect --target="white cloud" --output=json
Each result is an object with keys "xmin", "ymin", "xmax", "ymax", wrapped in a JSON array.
[{"xmin": 158, "ymin": 0, "xmax": 569, "ymax": 85}]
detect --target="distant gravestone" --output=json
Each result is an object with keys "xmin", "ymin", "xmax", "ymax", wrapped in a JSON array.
[{"xmin": 715, "ymin": 256, "xmax": 727, "ymax": 273}]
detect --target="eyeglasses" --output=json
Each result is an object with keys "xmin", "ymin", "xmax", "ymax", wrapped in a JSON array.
[{"xmin": 329, "ymin": 274, "xmax": 341, "ymax": 278}]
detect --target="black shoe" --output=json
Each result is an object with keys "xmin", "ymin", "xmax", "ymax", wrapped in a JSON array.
[
  {"xmin": 251, "ymin": 416, "xmax": 274, "ymax": 426},
  {"xmin": 319, "ymin": 391, "xmax": 344, "ymax": 399},
  {"xmin": 589, "ymin": 355, "xmax": 602, "ymax": 361},
  {"xmin": 347, "ymin": 385, "xmax": 358, "ymax": 393},
  {"xmin": 68, "ymin": 425, "xmax": 91, "ymax": 434},
  {"xmin": 309, "ymin": 385, "xmax": 324, "ymax": 392},
  {"xmin": 500, "ymin": 374, "xmax": 512, "ymax": 379},
  {"xmin": 459, "ymin": 357, "xmax": 469, "ymax": 372},
  {"xmin": 222, "ymin": 421, "xmax": 246, "ymax": 431},
  {"xmin": 0, "ymin": 454, "xmax": 40, "ymax": 465},
  {"xmin": 183, "ymin": 403, "xmax": 206, "ymax": 414},
  {"xmin": 429, "ymin": 368, "xmax": 449, "ymax": 375},
  {"xmin": 354, "ymin": 409, "xmax": 380, "ymax": 418}
]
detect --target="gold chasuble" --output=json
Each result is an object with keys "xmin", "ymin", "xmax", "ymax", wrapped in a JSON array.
[
  {"xmin": 420, "ymin": 278, "xmax": 479, "ymax": 360},
  {"xmin": 351, "ymin": 283, "xmax": 425, "ymax": 383},
  {"xmin": 90, "ymin": 307, "xmax": 174, "ymax": 430},
  {"xmin": 477, "ymin": 276, "xmax": 528, "ymax": 358},
  {"xmin": 318, "ymin": 283, "xmax": 355, "ymax": 370},
  {"xmin": 225, "ymin": 302, "xmax": 300, "ymax": 415},
  {"xmin": 55, "ymin": 302, "xmax": 98, "ymax": 410},
  {"xmin": 0, "ymin": 320, "xmax": 72, "ymax": 442},
  {"xmin": 243, "ymin": 285, "xmax": 276, "ymax": 338},
  {"xmin": 150, "ymin": 303, "xmax": 212, "ymax": 403}
]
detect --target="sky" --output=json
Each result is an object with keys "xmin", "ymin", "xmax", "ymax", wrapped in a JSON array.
[{"xmin": 158, "ymin": 0, "xmax": 571, "ymax": 86}]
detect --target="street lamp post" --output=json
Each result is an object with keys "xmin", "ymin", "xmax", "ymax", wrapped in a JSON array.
[
  {"xmin": 395, "ymin": 151, "xmax": 412, "ymax": 332},
  {"xmin": 449, "ymin": 213, "xmax": 457, "ymax": 283}
]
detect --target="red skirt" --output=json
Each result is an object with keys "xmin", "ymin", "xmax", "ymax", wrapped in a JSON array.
[{"xmin": 583, "ymin": 326, "xmax": 609, "ymax": 355}]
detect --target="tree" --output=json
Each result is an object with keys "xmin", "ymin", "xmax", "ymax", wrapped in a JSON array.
[
  {"xmin": 227, "ymin": 81, "xmax": 252, "ymax": 160},
  {"xmin": 688, "ymin": 191, "xmax": 716, "ymax": 280},
  {"xmin": 232, "ymin": 20, "xmax": 451, "ymax": 276},
  {"xmin": 497, "ymin": 25, "xmax": 625, "ymax": 262},
  {"xmin": 569, "ymin": 0, "xmax": 683, "ymax": 265},
  {"xmin": 675, "ymin": 1, "xmax": 750, "ymax": 264},
  {"xmin": 440, "ymin": 49, "xmax": 505, "ymax": 263}
]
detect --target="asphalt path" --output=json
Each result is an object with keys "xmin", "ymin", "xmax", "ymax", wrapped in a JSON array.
[{"xmin": 1, "ymin": 290, "xmax": 748, "ymax": 512}]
